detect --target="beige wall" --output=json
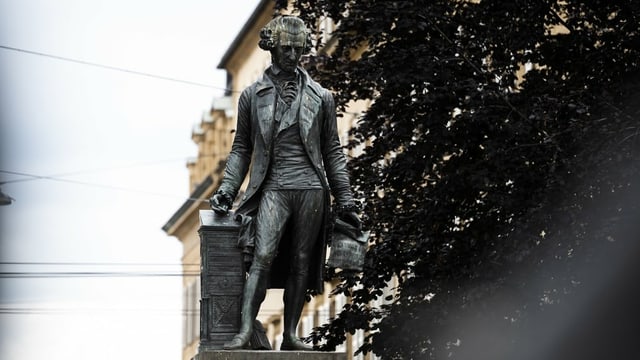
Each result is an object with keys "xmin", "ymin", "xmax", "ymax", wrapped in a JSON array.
[{"xmin": 225, "ymin": 8, "xmax": 273, "ymax": 122}]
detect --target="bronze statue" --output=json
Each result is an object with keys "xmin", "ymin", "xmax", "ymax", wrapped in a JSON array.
[{"xmin": 209, "ymin": 15, "xmax": 360, "ymax": 351}]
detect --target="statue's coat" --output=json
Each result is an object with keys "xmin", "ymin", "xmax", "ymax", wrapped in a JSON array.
[{"xmin": 218, "ymin": 67, "xmax": 353, "ymax": 292}]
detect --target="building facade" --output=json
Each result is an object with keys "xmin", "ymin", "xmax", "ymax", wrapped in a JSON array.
[{"xmin": 163, "ymin": 1, "xmax": 382, "ymax": 359}]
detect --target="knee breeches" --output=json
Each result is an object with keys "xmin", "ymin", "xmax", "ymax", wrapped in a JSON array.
[{"xmin": 251, "ymin": 190, "xmax": 325, "ymax": 274}]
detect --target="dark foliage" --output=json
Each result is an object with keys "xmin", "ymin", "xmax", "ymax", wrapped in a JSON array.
[{"xmin": 292, "ymin": 1, "xmax": 640, "ymax": 359}]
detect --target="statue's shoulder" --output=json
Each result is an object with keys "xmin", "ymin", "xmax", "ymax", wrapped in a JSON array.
[
  {"xmin": 237, "ymin": 83, "xmax": 258, "ymax": 109},
  {"xmin": 248, "ymin": 71, "xmax": 276, "ymax": 97},
  {"xmin": 301, "ymin": 69, "xmax": 330, "ymax": 100},
  {"xmin": 238, "ymin": 77, "xmax": 268, "ymax": 108},
  {"xmin": 242, "ymin": 80, "xmax": 260, "ymax": 96}
]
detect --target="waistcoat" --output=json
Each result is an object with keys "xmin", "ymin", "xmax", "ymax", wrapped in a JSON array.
[{"xmin": 263, "ymin": 71, "xmax": 322, "ymax": 190}]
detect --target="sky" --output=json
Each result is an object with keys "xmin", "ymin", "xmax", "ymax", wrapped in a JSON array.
[{"xmin": 0, "ymin": 1, "xmax": 260, "ymax": 359}]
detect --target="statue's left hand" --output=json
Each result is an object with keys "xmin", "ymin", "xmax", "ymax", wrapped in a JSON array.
[
  {"xmin": 340, "ymin": 211, "xmax": 362, "ymax": 230},
  {"xmin": 209, "ymin": 191, "xmax": 232, "ymax": 215}
]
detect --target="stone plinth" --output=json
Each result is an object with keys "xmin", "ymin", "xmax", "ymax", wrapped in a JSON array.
[
  {"xmin": 193, "ymin": 350, "xmax": 347, "ymax": 360},
  {"xmin": 198, "ymin": 210, "xmax": 244, "ymax": 351}
]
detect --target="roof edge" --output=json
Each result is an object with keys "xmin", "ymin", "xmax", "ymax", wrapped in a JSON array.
[
  {"xmin": 217, "ymin": 0, "xmax": 274, "ymax": 69},
  {"xmin": 162, "ymin": 175, "xmax": 214, "ymax": 235}
]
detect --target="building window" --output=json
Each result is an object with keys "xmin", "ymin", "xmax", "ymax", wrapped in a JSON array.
[
  {"xmin": 182, "ymin": 287, "xmax": 188, "ymax": 347},
  {"xmin": 333, "ymin": 294, "xmax": 347, "ymax": 353},
  {"xmin": 300, "ymin": 311, "xmax": 314, "ymax": 339},
  {"xmin": 353, "ymin": 329, "xmax": 365, "ymax": 360},
  {"xmin": 183, "ymin": 280, "xmax": 200, "ymax": 347}
]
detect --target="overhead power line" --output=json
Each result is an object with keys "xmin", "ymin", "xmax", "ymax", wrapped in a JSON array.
[
  {"xmin": 0, "ymin": 261, "xmax": 199, "ymax": 266},
  {"xmin": 0, "ymin": 307, "xmax": 326, "ymax": 317},
  {"xmin": 0, "ymin": 307, "xmax": 302, "ymax": 317},
  {"xmin": 0, "ymin": 157, "xmax": 190, "ymax": 185},
  {"xmin": 0, "ymin": 44, "xmax": 238, "ymax": 92},
  {"xmin": 0, "ymin": 169, "xmax": 210, "ymax": 203},
  {"xmin": 0, "ymin": 271, "xmax": 200, "ymax": 278},
  {"xmin": 0, "ymin": 262, "xmax": 203, "ymax": 278},
  {"xmin": 0, "ymin": 152, "xmax": 229, "ymax": 185},
  {"xmin": 0, "ymin": 307, "xmax": 201, "ymax": 316}
]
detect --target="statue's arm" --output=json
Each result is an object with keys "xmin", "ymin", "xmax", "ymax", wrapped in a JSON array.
[
  {"xmin": 218, "ymin": 88, "xmax": 253, "ymax": 202},
  {"xmin": 320, "ymin": 90, "xmax": 355, "ymax": 208}
]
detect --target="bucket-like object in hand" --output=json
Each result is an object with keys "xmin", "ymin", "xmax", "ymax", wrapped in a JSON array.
[{"xmin": 327, "ymin": 218, "xmax": 369, "ymax": 271}]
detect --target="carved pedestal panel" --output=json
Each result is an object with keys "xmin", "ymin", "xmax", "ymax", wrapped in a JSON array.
[{"xmin": 198, "ymin": 210, "xmax": 244, "ymax": 352}]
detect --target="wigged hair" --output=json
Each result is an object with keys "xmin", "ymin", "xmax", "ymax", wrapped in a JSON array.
[{"xmin": 258, "ymin": 15, "xmax": 312, "ymax": 53}]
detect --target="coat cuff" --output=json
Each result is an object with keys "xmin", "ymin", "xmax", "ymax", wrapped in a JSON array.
[{"xmin": 335, "ymin": 201, "xmax": 360, "ymax": 215}]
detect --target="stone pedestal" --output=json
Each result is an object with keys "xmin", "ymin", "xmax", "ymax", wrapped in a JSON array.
[
  {"xmin": 198, "ymin": 210, "xmax": 244, "ymax": 352},
  {"xmin": 193, "ymin": 350, "xmax": 347, "ymax": 360}
]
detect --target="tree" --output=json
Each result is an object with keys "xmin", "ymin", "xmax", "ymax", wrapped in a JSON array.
[{"xmin": 293, "ymin": 1, "xmax": 640, "ymax": 359}]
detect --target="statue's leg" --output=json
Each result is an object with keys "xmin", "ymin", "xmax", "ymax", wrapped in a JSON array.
[
  {"xmin": 224, "ymin": 191, "xmax": 290, "ymax": 350},
  {"xmin": 223, "ymin": 265, "xmax": 271, "ymax": 349},
  {"xmin": 281, "ymin": 190, "xmax": 325, "ymax": 351},
  {"xmin": 281, "ymin": 273, "xmax": 313, "ymax": 351}
]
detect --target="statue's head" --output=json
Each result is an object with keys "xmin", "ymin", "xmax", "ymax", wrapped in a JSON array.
[{"xmin": 259, "ymin": 15, "xmax": 311, "ymax": 74}]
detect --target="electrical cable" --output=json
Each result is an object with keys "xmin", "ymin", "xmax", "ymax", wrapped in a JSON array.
[
  {"xmin": 0, "ymin": 308, "xmax": 199, "ymax": 314},
  {"xmin": 0, "ymin": 153, "xmax": 231, "ymax": 185},
  {"xmin": 0, "ymin": 158, "xmax": 189, "ymax": 185},
  {"xmin": 0, "ymin": 169, "xmax": 210, "ymax": 203},
  {"xmin": 0, "ymin": 271, "xmax": 200, "ymax": 278},
  {"xmin": 8, "ymin": 310, "xmax": 319, "ymax": 316},
  {"xmin": 0, "ymin": 44, "xmax": 240, "ymax": 93},
  {"xmin": 0, "ymin": 262, "xmax": 202, "ymax": 278},
  {"xmin": 0, "ymin": 261, "xmax": 199, "ymax": 266},
  {"xmin": 0, "ymin": 307, "xmax": 329, "ymax": 316}
]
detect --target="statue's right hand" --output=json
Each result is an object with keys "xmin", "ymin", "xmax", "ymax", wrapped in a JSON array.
[{"xmin": 209, "ymin": 192, "xmax": 231, "ymax": 215}]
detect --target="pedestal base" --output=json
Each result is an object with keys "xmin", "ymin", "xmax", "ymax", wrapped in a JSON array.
[{"xmin": 193, "ymin": 350, "xmax": 347, "ymax": 360}]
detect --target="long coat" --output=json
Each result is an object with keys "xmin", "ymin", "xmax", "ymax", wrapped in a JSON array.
[{"xmin": 218, "ymin": 67, "xmax": 353, "ymax": 293}]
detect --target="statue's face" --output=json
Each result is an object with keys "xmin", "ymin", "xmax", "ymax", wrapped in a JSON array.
[{"xmin": 272, "ymin": 31, "xmax": 306, "ymax": 74}]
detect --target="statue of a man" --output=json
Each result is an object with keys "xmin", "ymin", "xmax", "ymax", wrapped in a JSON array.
[{"xmin": 209, "ymin": 15, "xmax": 360, "ymax": 351}]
